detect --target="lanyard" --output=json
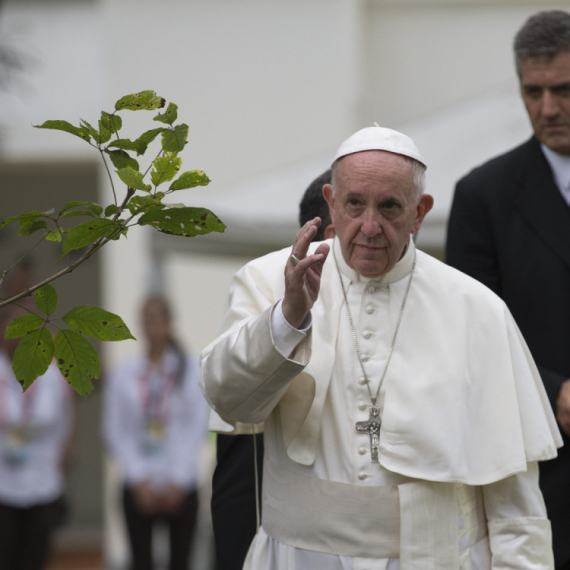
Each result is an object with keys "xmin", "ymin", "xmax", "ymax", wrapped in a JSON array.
[{"xmin": 137, "ymin": 363, "xmax": 176, "ymax": 423}]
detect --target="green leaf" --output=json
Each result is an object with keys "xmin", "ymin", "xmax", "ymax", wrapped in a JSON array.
[
  {"xmin": 101, "ymin": 111, "xmax": 122, "ymax": 134},
  {"xmin": 80, "ymin": 119, "xmax": 101, "ymax": 141},
  {"xmin": 62, "ymin": 218, "xmax": 120, "ymax": 254},
  {"xmin": 105, "ymin": 204, "xmax": 118, "ymax": 217},
  {"xmin": 1, "ymin": 211, "xmax": 44, "ymax": 229},
  {"xmin": 127, "ymin": 195, "xmax": 164, "ymax": 216},
  {"xmin": 63, "ymin": 305, "xmax": 135, "ymax": 341},
  {"xmin": 13, "ymin": 329, "xmax": 55, "ymax": 390},
  {"xmin": 5, "ymin": 315, "xmax": 44, "ymax": 339},
  {"xmin": 116, "ymin": 167, "xmax": 151, "ymax": 192},
  {"xmin": 81, "ymin": 117, "xmax": 112, "ymax": 146},
  {"xmin": 59, "ymin": 201, "xmax": 103, "ymax": 217},
  {"xmin": 161, "ymin": 124, "xmax": 189, "ymax": 153},
  {"xmin": 114, "ymin": 90, "xmax": 166, "ymax": 112},
  {"xmin": 54, "ymin": 330, "xmax": 99, "ymax": 396},
  {"xmin": 151, "ymin": 153, "xmax": 182, "ymax": 187},
  {"xmin": 34, "ymin": 120, "xmax": 91, "ymax": 142},
  {"xmin": 106, "ymin": 149, "xmax": 139, "ymax": 171},
  {"xmin": 153, "ymin": 102, "xmax": 178, "ymax": 125},
  {"xmin": 98, "ymin": 122, "xmax": 112, "ymax": 144},
  {"xmin": 107, "ymin": 138, "xmax": 148, "ymax": 155},
  {"xmin": 137, "ymin": 127, "xmax": 167, "ymax": 148},
  {"xmin": 45, "ymin": 229, "xmax": 64, "ymax": 242},
  {"xmin": 34, "ymin": 284, "xmax": 58, "ymax": 315},
  {"xmin": 139, "ymin": 206, "xmax": 226, "ymax": 237},
  {"xmin": 170, "ymin": 170, "xmax": 211, "ymax": 190},
  {"xmin": 60, "ymin": 210, "xmax": 96, "ymax": 219},
  {"xmin": 18, "ymin": 219, "xmax": 48, "ymax": 236}
]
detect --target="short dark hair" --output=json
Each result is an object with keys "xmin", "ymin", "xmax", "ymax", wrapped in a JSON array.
[
  {"xmin": 514, "ymin": 10, "xmax": 570, "ymax": 74},
  {"xmin": 298, "ymin": 169, "xmax": 332, "ymax": 241}
]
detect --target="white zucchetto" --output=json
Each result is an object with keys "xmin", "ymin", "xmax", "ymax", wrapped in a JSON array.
[{"xmin": 333, "ymin": 125, "xmax": 427, "ymax": 169}]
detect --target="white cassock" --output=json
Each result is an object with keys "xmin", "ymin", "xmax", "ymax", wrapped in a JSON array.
[{"xmin": 200, "ymin": 237, "xmax": 562, "ymax": 570}]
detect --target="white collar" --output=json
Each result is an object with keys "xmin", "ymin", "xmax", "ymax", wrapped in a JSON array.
[
  {"xmin": 332, "ymin": 236, "xmax": 416, "ymax": 285},
  {"xmin": 541, "ymin": 143, "xmax": 570, "ymax": 198}
]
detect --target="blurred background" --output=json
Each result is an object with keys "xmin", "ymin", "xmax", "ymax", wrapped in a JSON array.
[{"xmin": 0, "ymin": 0, "xmax": 567, "ymax": 568}]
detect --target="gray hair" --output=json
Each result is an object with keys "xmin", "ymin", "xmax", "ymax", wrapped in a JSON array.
[
  {"xmin": 331, "ymin": 154, "xmax": 426, "ymax": 202},
  {"xmin": 514, "ymin": 10, "xmax": 570, "ymax": 75}
]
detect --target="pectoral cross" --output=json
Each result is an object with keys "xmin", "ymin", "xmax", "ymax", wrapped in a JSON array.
[{"xmin": 356, "ymin": 406, "xmax": 381, "ymax": 463}]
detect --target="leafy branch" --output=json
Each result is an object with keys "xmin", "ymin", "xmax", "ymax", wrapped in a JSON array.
[{"xmin": 1, "ymin": 90, "xmax": 225, "ymax": 395}]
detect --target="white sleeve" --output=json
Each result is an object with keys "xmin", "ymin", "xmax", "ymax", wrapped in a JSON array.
[
  {"xmin": 482, "ymin": 462, "xmax": 554, "ymax": 569},
  {"xmin": 102, "ymin": 365, "xmax": 147, "ymax": 484},
  {"xmin": 270, "ymin": 299, "xmax": 311, "ymax": 358},
  {"xmin": 200, "ymin": 262, "xmax": 312, "ymax": 425}
]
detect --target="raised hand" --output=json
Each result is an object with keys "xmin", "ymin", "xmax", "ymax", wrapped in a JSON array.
[{"xmin": 282, "ymin": 217, "xmax": 330, "ymax": 329}]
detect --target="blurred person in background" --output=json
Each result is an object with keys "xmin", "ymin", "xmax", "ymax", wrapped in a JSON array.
[
  {"xmin": 103, "ymin": 295, "xmax": 208, "ymax": 570},
  {"xmin": 210, "ymin": 170, "xmax": 334, "ymax": 570},
  {"xmin": 0, "ymin": 302, "xmax": 75, "ymax": 570}
]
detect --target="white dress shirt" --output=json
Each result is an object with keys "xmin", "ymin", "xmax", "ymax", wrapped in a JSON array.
[
  {"xmin": 541, "ymin": 143, "xmax": 570, "ymax": 205},
  {"xmin": 0, "ymin": 352, "xmax": 73, "ymax": 507},
  {"xmin": 103, "ymin": 349, "xmax": 208, "ymax": 490}
]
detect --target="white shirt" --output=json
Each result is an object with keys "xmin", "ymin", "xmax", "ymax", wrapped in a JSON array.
[
  {"xmin": 103, "ymin": 348, "xmax": 208, "ymax": 490},
  {"xmin": 0, "ymin": 352, "xmax": 73, "ymax": 507},
  {"xmin": 541, "ymin": 143, "xmax": 570, "ymax": 205}
]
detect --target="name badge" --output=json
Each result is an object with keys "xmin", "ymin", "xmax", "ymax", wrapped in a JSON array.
[
  {"xmin": 141, "ymin": 419, "xmax": 166, "ymax": 455},
  {"xmin": 4, "ymin": 427, "xmax": 31, "ymax": 467}
]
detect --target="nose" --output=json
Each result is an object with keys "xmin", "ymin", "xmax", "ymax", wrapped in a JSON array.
[
  {"xmin": 541, "ymin": 90, "xmax": 561, "ymax": 119},
  {"xmin": 360, "ymin": 211, "xmax": 382, "ymax": 237}
]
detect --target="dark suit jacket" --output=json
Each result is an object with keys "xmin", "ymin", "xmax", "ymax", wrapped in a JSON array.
[{"xmin": 446, "ymin": 136, "xmax": 570, "ymax": 567}]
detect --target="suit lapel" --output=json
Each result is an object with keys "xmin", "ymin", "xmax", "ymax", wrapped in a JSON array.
[{"xmin": 515, "ymin": 138, "xmax": 570, "ymax": 270}]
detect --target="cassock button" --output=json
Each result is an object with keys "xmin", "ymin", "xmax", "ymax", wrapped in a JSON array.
[
  {"xmin": 362, "ymin": 331, "xmax": 372, "ymax": 339},
  {"xmin": 366, "ymin": 305, "xmax": 374, "ymax": 314},
  {"xmin": 368, "ymin": 285, "xmax": 376, "ymax": 293},
  {"xmin": 358, "ymin": 471, "xmax": 369, "ymax": 480},
  {"xmin": 361, "ymin": 355, "xmax": 369, "ymax": 362},
  {"xmin": 358, "ymin": 446, "xmax": 367, "ymax": 455},
  {"xmin": 358, "ymin": 402, "xmax": 366, "ymax": 411},
  {"xmin": 358, "ymin": 377, "xmax": 366, "ymax": 385}
]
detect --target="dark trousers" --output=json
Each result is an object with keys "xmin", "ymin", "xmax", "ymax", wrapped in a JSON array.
[
  {"xmin": 123, "ymin": 486, "xmax": 198, "ymax": 570},
  {"xmin": 0, "ymin": 498, "xmax": 61, "ymax": 570},
  {"xmin": 211, "ymin": 434, "xmax": 264, "ymax": 570}
]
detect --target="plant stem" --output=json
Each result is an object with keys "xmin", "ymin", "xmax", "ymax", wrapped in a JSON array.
[
  {"xmin": 100, "ymin": 148, "xmax": 118, "ymax": 206},
  {"xmin": 0, "ymin": 234, "xmax": 49, "ymax": 290}
]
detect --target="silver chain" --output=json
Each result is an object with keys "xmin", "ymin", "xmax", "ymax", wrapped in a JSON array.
[{"xmin": 333, "ymin": 247, "xmax": 416, "ymax": 407}]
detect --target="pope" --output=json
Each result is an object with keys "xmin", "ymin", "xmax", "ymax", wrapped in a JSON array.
[{"xmin": 200, "ymin": 126, "xmax": 561, "ymax": 570}]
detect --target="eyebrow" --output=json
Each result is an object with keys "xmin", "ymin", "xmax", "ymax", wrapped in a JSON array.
[{"xmin": 522, "ymin": 81, "xmax": 570, "ymax": 91}]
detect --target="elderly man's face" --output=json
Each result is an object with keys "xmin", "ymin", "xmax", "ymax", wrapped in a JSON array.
[
  {"xmin": 520, "ymin": 51, "xmax": 570, "ymax": 156},
  {"xmin": 323, "ymin": 150, "xmax": 433, "ymax": 278}
]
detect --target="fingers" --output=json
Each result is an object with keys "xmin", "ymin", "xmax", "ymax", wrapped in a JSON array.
[
  {"xmin": 290, "ymin": 217, "xmax": 322, "ymax": 263},
  {"xmin": 286, "ymin": 246, "xmax": 329, "ymax": 287},
  {"xmin": 282, "ymin": 218, "xmax": 330, "ymax": 329}
]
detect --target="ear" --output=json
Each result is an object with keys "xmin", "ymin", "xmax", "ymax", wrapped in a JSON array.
[
  {"xmin": 323, "ymin": 184, "xmax": 335, "ymax": 222},
  {"xmin": 324, "ymin": 224, "xmax": 335, "ymax": 239},
  {"xmin": 412, "ymin": 194, "xmax": 434, "ymax": 234}
]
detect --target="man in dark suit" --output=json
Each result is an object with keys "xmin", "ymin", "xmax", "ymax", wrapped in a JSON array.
[
  {"xmin": 447, "ymin": 10, "xmax": 570, "ymax": 569},
  {"xmin": 211, "ymin": 170, "xmax": 334, "ymax": 570}
]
